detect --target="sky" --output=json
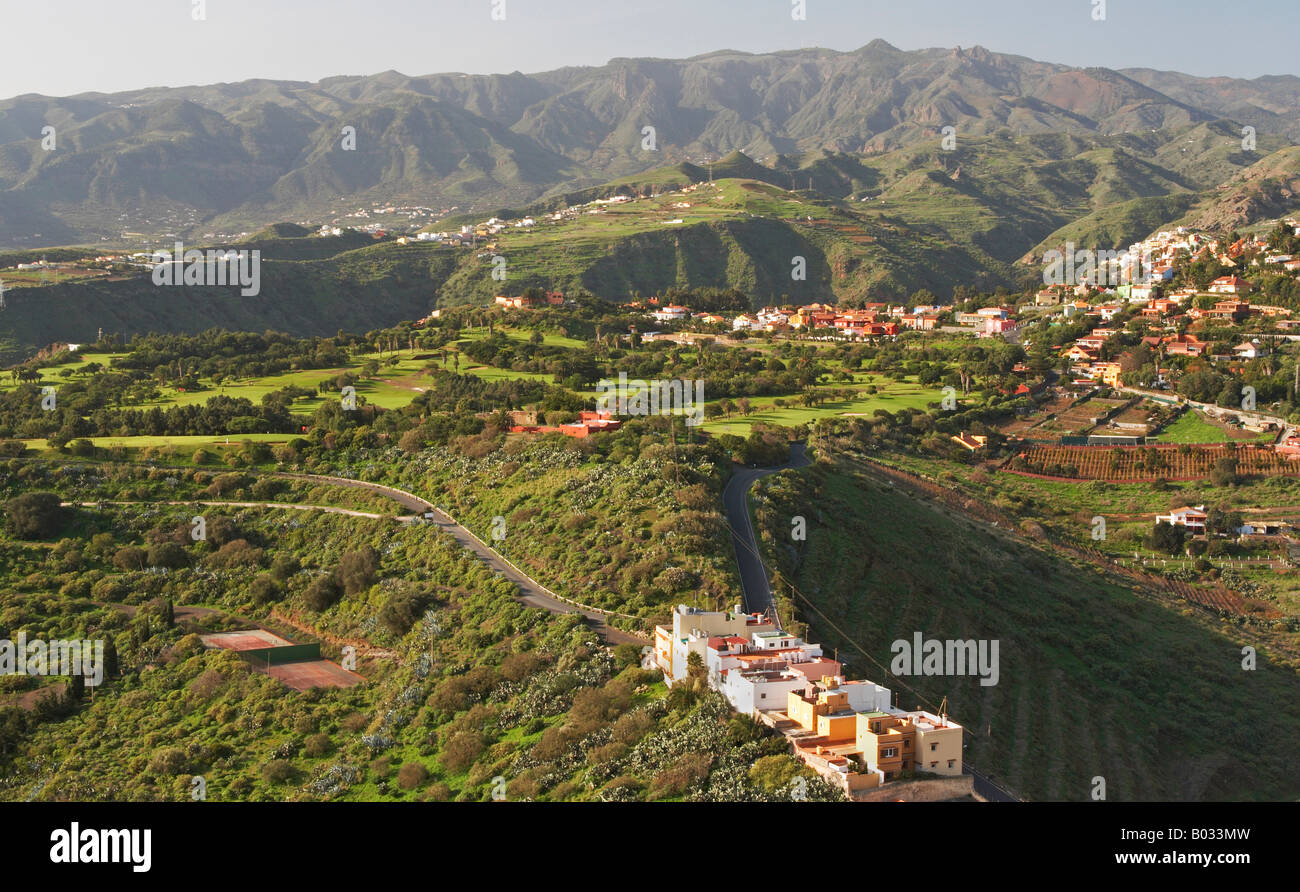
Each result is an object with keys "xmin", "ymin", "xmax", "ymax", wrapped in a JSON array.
[{"xmin": 4, "ymin": 0, "xmax": 1297, "ymax": 98}]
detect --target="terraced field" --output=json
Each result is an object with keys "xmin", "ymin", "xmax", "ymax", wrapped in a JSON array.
[{"xmin": 1010, "ymin": 443, "xmax": 1296, "ymax": 481}]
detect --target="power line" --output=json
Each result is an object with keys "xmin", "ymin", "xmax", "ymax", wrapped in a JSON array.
[{"xmin": 715, "ymin": 473, "xmax": 974, "ymax": 742}]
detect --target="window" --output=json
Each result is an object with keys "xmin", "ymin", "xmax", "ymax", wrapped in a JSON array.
[
  {"xmin": 883, "ymin": 747, "xmax": 897, "ymax": 758},
  {"xmin": 872, "ymin": 722, "xmax": 881, "ymax": 733},
  {"xmin": 904, "ymin": 740, "xmax": 910, "ymax": 749},
  {"xmin": 760, "ymin": 693, "xmax": 766, "ymax": 699},
  {"xmin": 930, "ymin": 762, "xmax": 937, "ymax": 769},
  {"xmin": 930, "ymin": 742, "xmax": 938, "ymax": 751},
  {"xmin": 948, "ymin": 760, "xmax": 955, "ymax": 769}
]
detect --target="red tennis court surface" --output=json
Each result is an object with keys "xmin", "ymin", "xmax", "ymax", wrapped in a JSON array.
[
  {"xmin": 267, "ymin": 660, "xmax": 364, "ymax": 691},
  {"xmin": 200, "ymin": 630, "xmax": 294, "ymax": 651}
]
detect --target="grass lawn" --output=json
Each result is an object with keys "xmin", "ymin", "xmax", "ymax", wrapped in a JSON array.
[
  {"xmin": 0, "ymin": 352, "xmax": 120, "ymax": 390},
  {"xmin": 1153, "ymin": 410, "xmax": 1271, "ymax": 444},
  {"xmin": 18, "ymin": 433, "xmax": 292, "ymax": 453},
  {"xmin": 700, "ymin": 375, "xmax": 948, "ymax": 435},
  {"xmin": 454, "ymin": 327, "xmax": 587, "ymax": 350}
]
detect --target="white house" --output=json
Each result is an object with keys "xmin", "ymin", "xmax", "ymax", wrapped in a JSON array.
[
  {"xmin": 1163, "ymin": 505, "xmax": 1208, "ymax": 533},
  {"xmin": 650, "ymin": 305, "xmax": 689, "ymax": 323}
]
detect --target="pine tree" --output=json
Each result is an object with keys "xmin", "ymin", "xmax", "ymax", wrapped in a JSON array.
[{"xmin": 102, "ymin": 636, "xmax": 119, "ymax": 679}]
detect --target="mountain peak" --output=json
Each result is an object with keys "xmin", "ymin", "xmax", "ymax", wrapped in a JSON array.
[{"xmin": 859, "ymin": 39, "xmax": 901, "ymax": 53}]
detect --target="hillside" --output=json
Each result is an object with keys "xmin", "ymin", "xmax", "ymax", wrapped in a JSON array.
[
  {"xmin": 3, "ymin": 43, "xmax": 1299, "ymax": 248},
  {"xmin": 0, "ymin": 240, "xmax": 459, "ymax": 363},
  {"xmin": 750, "ymin": 448, "xmax": 1300, "ymax": 801},
  {"xmin": 5, "ymin": 125, "xmax": 1300, "ymax": 361}
]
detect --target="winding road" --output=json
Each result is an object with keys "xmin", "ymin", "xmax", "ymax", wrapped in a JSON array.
[
  {"xmin": 279, "ymin": 474, "xmax": 645, "ymax": 644},
  {"xmin": 722, "ymin": 443, "xmax": 810, "ymax": 620},
  {"xmin": 76, "ymin": 470, "xmax": 646, "ymax": 645}
]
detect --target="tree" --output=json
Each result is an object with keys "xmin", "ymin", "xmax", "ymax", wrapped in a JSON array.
[
  {"xmin": 250, "ymin": 575, "xmax": 282, "ymax": 605},
  {"xmin": 339, "ymin": 546, "xmax": 380, "ymax": 595},
  {"xmin": 685, "ymin": 651, "xmax": 707, "ymax": 681},
  {"xmin": 113, "ymin": 546, "xmax": 148, "ymax": 571},
  {"xmin": 1205, "ymin": 506, "xmax": 1243, "ymax": 537},
  {"xmin": 66, "ymin": 673, "xmax": 85, "ymax": 703},
  {"xmin": 102, "ymin": 637, "xmax": 119, "ymax": 680},
  {"xmin": 304, "ymin": 574, "xmax": 343, "ymax": 611},
  {"xmin": 1147, "ymin": 521, "xmax": 1185, "ymax": 555},
  {"xmin": 1211, "ymin": 456, "xmax": 1239, "ymax": 487},
  {"xmin": 147, "ymin": 542, "xmax": 190, "ymax": 569},
  {"xmin": 3, "ymin": 492, "xmax": 67, "ymax": 539}
]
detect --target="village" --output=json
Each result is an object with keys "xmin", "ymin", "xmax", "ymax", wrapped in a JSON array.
[{"xmin": 651, "ymin": 604, "xmax": 969, "ymax": 801}]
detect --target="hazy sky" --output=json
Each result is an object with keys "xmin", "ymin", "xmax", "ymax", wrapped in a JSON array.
[{"xmin": 5, "ymin": 0, "xmax": 1297, "ymax": 98}]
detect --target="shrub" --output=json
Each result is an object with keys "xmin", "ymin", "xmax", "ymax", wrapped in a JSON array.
[
  {"xmin": 112, "ymin": 546, "xmax": 148, "ymax": 571},
  {"xmin": 396, "ymin": 762, "xmax": 430, "ymax": 790},
  {"xmin": 270, "ymin": 553, "xmax": 301, "ymax": 581},
  {"xmin": 206, "ymin": 539, "xmax": 264, "ymax": 569},
  {"xmin": 339, "ymin": 547, "xmax": 380, "ymax": 595},
  {"xmin": 749, "ymin": 754, "xmax": 801, "ymax": 793},
  {"xmin": 148, "ymin": 747, "xmax": 188, "ymax": 775},
  {"xmin": 304, "ymin": 733, "xmax": 334, "ymax": 758},
  {"xmin": 440, "ymin": 731, "xmax": 485, "ymax": 774},
  {"xmin": 148, "ymin": 542, "xmax": 191, "ymax": 569},
  {"xmin": 304, "ymin": 574, "xmax": 343, "ymax": 611},
  {"xmin": 249, "ymin": 575, "xmax": 282, "ymax": 605},
  {"xmin": 4, "ymin": 492, "xmax": 67, "ymax": 539},
  {"xmin": 261, "ymin": 759, "xmax": 297, "ymax": 785}
]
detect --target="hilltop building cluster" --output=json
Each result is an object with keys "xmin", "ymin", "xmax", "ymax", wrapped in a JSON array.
[{"xmin": 654, "ymin": 604, "xmax": 963, "ymax": 798}]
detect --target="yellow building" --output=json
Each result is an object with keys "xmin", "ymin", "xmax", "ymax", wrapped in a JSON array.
[
  {"xmin": 1094, "ymin": 361, "xmax": 1123, "ymax": 387},
  {"xmin": 912, "ymin": 712, "xmax": 964, "ymax": 777},
  {"xmin": 855, "ymin": 710, "xmax": 964, "ymax": 779},
  {"xmin": 786, "ymin": 679, "xmax": 860, "ymax": 742},
  {"xmin": 855, "ymin": 711, "xmax": 917, "ymax": 780}
]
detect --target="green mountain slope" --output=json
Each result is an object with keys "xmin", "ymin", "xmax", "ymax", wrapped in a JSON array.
[
  {"xmin": 751, "ymin": 452, "xmax": 1300, "ymax": 801},
  {"xmin": 2, "ymin": 43, "xmax": 1297, "ymax": 248}
]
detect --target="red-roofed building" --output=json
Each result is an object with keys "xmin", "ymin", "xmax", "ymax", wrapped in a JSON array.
[{"xmin": 1208, "ymin": 276, "xmax": 1253, "ymax": 295}]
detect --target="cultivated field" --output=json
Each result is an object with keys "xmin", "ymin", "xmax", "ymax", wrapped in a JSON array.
[{"xmin": 1011, "ymin": 443, "xmax": 1295, "ymax": 481}]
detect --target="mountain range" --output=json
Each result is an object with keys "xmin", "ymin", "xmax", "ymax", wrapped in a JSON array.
[{"xmin": 2, "ymin": 41, "xmax": 1299, "ymax": 248}]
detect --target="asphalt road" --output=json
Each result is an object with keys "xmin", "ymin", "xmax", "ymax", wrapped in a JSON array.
[
  {"xmin": 965, "ymin": 765, "xmax": 1022, "ymax": 802},
  {"xmin": 68, "ymin": 467, "xmax": 645, "ymax": 646},
  {"xmin": 721, "ymin": 442, "xmax": 810, "ymax": 618},
  {"xmin": 278, "ymin": 474, "xmax": 645, "ymax": 645}
]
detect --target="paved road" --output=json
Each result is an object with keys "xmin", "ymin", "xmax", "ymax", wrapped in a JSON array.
[
  {"xmin": 722, "ymin": 443, "xmax": 810, "ymax": 618},
  {"xmin": 278, "ymin": 474, "xmax": 646, "ymax": 645},
  {"xmin": 964, "ymin": 765, "xmax": 1022, "ymax": 802},
  {"xmin": 65, "ymin": 499, "xmax": 391, "ymax": 520},
  {"xmin": 69, "ymin": 468, "xmax": 645, "ymax": 646}
]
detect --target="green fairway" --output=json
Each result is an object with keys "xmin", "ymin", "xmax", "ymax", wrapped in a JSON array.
[
  {"xmin": 700, "ymin": 375, "xmax": 947, "ymax": 435},
  {"xmin": 19, "ymin": 433, "xmax": 291, "ymax": 452},
  {"xmin": 455, "ymin": 327, "xmax": 586, "ymax": 350}
]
